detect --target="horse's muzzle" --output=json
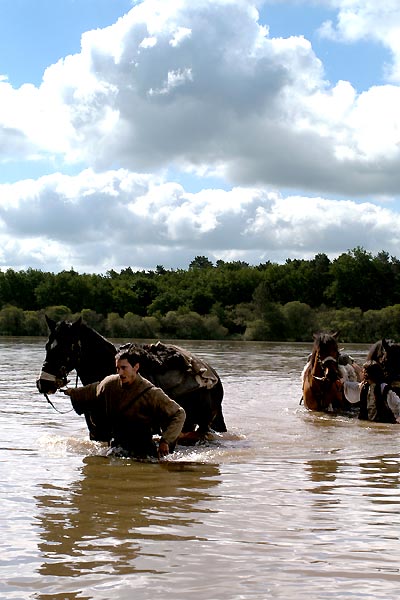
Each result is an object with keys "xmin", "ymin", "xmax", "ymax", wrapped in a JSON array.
[{"xmin": 36, "ymin": 370, "xmax": 66, "ymax": 395}]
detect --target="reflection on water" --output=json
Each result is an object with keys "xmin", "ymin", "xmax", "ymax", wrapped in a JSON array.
[
  {"xmin": 2, "ymin": 338, "xmax": 400, "ymax": 599},
  {"xmin": 35, "ymin": 458, "xmax": 221, "ymax": 580},
  {"xmin": 301, "ymin": 454, "xmax": 400, "ymax": 583}
]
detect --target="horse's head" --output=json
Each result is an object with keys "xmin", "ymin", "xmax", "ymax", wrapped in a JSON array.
[
  {"xmin": 303, "ymin": 332, "xmax": 343, "ymax": 411},
  {"xmin": 36, "ymin": 316, "xmax": 83, "ymax": 395},
  {"xmin": 377, "ymin": 338, "xmax": 400, "ymax": 384},
  {"xmin": 312, "ymin": 331, "xmax": 339, "ymax": 363}
]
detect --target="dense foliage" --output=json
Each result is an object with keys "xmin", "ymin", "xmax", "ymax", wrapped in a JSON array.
[{"xmin": 1, "ymin": 247, "xmax": 400, "ymax": 342}]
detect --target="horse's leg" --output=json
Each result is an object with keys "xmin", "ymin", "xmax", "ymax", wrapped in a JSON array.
[
  {"xmin": 176, "ymin": 389, "xmax": 216, "ymax": 445},
  {"xmin": 334, "ymin": 383, "xmax": 353, "ymax": 413},
  {"xmin": 208, "ymin": 379, "xmax": 227, "ymax": 432},
  {"xmin": 211, "ymin": 407, "xmax": 227, "ymax": 432},
  {"xmin": 302, "ymin": 379, "xmax": 320, "ymax": 411}
]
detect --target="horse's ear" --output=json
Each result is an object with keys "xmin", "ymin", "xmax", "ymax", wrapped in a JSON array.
[
  {"xmin": 71, "ymin": 316, "xmax": 83, "ymax": 331},
  {"xmin": 45, "ymin": 315, "xmax": 56, "ymax": 332},
  {"xmin": 332, "ymin": 331, "xmax": 339, "ymax": 339},
  {"xmin": 382, "ymin": 338, "xmax": 390, "ymax": 350}
]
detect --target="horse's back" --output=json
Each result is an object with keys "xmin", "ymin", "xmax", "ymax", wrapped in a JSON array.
[{"xmin": 148, "ymin": 343, "xmax": 226, "ymax": 433}]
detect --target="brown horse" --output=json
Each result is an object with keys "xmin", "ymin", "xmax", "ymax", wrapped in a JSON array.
[{"xmin": 302, "ymin": 332, "xmax": 345, "ymax": 412}]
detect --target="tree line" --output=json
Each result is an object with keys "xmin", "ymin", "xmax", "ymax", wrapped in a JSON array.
[{"xmin": 1, "ymin": 247, "xmax": 400, "ymax": 343}]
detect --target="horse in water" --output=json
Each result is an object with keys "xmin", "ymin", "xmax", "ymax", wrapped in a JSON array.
[
  {"xmin": 367, "ymin": 338, "xmax": 400, "ymax": 393},
  {"xmin": 302, "ymin": 332, "xmax": 345, "ymax": 412},
  {"xmin": 36, "ymin": 316, "xmax": 226, "ymax": 443}
]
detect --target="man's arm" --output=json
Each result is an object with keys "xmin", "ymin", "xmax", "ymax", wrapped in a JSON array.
[
  {"xmin": 149, "ymin": 388, "xmax": 186, "ymax": 456},
  {"xmin": 343, "ymin": 380, "xmax": 362, "ymax": 404},
  {"xmin": 61, "ymin": 382, "xmax": 99, "ymax": 414}
]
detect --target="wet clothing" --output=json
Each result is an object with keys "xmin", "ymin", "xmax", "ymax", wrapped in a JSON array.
[
  {"xmin": 68, "ymin": 373, "xmax": 186, "ymax": 457},
  {"xmin": 343, "ymin": 381, "xmax": 400, "ymax": 423}
]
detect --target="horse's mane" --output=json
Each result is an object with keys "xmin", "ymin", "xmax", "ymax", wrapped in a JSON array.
[
  {"xmin": 71, "ymin": 321, "xmax": 117, "ymax": 384},
  {"xmin": 79, "ymin": 321, "xmax": 117, "ymax": 353},
  {"xmin": 310, "ymin": 331, "xmax": 339, "ymax": 363}
]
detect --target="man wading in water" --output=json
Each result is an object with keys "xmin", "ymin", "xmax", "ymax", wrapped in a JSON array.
[
  {"xmin": 62, "ymin": 347, "xmax": 186, "ymax": 459},
  {"xmin": 342, "ymin": 360, "xmax": 400, "ymax": 423}
]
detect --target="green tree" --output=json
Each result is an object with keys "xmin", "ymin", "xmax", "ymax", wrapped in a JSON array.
[
  {"xmin": 43, "ymin": 305, "xmax": 73, "ymax": 322},
  {"xmin": 142, "ymin": 316, "xmax": 161, "ymax": 338},
  {"xmin": 243, "ymin": 319, "xmax": 270, "ymax": 341},
  {"xmin": 363, "ymin": 305, "xmax": 400, "ymax": 342},
  {"xmin": 282, "ymin": 301, "xmax": 315, "ymax": 341},
  {"xmin": 123, "ymin": 312, "xmax": 156, "ymax": 339},
  {"xmin": 23, "ymin": 310, "xmax": 45, "ymax": 335},
  {"xmin": 326, "ymin": 247, "xmax": 379, "ymax": 310},
  {"xmin": 35, "ymin": 270, "xmax": 94, "ymax": 313},
  {"xmin": 297, "ymin": 253, "xmax": 332, "ymax": 307},
  {"xmin": 160, "ymin": 311, "xmax": 180, "ymax": 337},
  {"xmin": 202, "ymin": 315, "xmax": 229, "ymax": 339},
  {"xmin": 109, "ymin": 281, "xmax": 138, "ymax": 316},
  {"xmin": 0, "ymin": 268, "xmax": 47, "ymax": 310},
  {"xmin": 189, "ymin": 256, "xmax": 214, "ymax": 270},
  {"xmin": 80, "ymin": 309, "xmax": 106, "ymax": 332},
  {"xmin": 148, "ymin": 289, "xmax": 187, "ymax": 315},
  {"xmin": 105, "ymin": 312, "xmax": 129, "ymax": 337},
  {"xmin": 210, "ymin": 263, "xmax": 262, "ymax": 307},
  {"xmin": 0, "ymin": 306, "xmax": 25, "ymax": 335}
]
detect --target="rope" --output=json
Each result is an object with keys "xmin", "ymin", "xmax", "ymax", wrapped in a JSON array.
[
  {"xmin": 42, "ymin": 371, "xmax": 79, "ymax": 415},
  {"xmin": 44, "ymin": 392, "xmax": 74, "ymax": 414}
]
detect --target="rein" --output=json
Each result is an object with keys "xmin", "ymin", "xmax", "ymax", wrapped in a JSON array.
[
  {"xmin": 42, "ymin": 371, "xmax": 79, "ymax": 415},
  {"xmin": 312, "ymin": 355, "xmax": 338, "ymax": 381}
]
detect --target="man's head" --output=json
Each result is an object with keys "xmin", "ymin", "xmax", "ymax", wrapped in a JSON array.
[
  {"xmin": 115, "ymin": 348, "xmax": 141, "ymax": 386},
  {"xmin": 362, "ymin": 360, "xmax": 384, "ymax": 384}
]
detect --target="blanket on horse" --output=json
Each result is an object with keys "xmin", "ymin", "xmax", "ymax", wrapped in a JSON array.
[{"xmin": 118, "ymin": 341, "xmax": 219, "ymax": 396}]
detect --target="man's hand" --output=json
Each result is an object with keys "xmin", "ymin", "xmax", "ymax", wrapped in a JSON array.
[
  {"xmin": 60, "ymin": 388, "xmax": 73, "ymax": 397},
  {"xmin": 158, "ymin": 440, "xmax": 169, "ymax": 459}
]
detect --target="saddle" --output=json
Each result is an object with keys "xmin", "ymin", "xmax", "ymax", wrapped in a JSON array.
[{"xmin": 118, "ymin": 341, "xmax": 218, "ymax": 395}]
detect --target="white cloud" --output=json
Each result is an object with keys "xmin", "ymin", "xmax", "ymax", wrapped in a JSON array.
[
  {"xmin": 1, "ymin": 168, "xmax": 400, "ymax": 273},
  {"xmin": 0, "ymin": 0, "xmax": 400, "ymax": 198},
  {"xmin": 2, "ymin": 0, "xmax": 400, "ymax": 273},
  {"xmin": 319, "ymin": 0, "xmax": 400, "ymax": 81}
]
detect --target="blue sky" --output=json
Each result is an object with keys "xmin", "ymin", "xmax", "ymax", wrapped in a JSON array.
[
  {"xmin": 261, "ymin": 3, "xmax": 389, "ymax": 92},
  {"xmin": 1, "ymin": 0, "xmax": 400, "ymax": 274},
  {"xmin": 0, "ymin": 0, "xmax": 133, "ymax": 87}
]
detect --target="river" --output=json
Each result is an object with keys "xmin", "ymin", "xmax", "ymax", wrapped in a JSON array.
[{"xmin": 1, "ymin": 337, "xmax": 400, "ymax": 600}]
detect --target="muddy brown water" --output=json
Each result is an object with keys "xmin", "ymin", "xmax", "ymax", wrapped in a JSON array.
[{"xmin": 1, "ymin": 337, "xmax": 400, "ymax": 599}]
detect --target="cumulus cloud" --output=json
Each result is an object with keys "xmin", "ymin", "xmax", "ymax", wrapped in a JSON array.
[
  {"xmin": 0, "ymin": 0, "xmax": 400, "ymax": 198},
  {"xmin": 318, "ymin": 0, "xmax": 400, "ymax": 81},
  {"xmin": 1, "ymin": 0, "xmax": 400, "ymax": 273},
  {"xmin": 1, "ymin": 169, "xmax": 400, "ymax": 273}
]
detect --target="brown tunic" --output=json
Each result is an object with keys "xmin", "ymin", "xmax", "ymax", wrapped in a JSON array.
[{"xmin": 69, "ymin": 373, "xmax": 186, "ymax": 456}]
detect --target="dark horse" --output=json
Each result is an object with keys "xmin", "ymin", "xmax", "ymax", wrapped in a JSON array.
[
  {"xmin": 367, "ymin": 338, "xmax": 400, "ymax": 393},
  {"xmin": 36, "ymin": 316, "xmax": 226, "ymax": 443},
  {"xmin": 302, "ymin": 332, "xmax": 345, "ymax": 412}
]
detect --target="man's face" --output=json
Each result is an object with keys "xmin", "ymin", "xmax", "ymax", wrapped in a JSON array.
[{"xmin": 116, "ymin": 358, "xmax": 139, "ymax": 386}]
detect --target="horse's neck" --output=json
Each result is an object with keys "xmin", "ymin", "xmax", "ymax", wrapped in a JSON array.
[
  {"xmin": 77, "ymin": 326, "xmax": 116, "ymax": 384},
  {"xmin": 309, "ymin": 352, "xmax": 320, "ymax": 372}
]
